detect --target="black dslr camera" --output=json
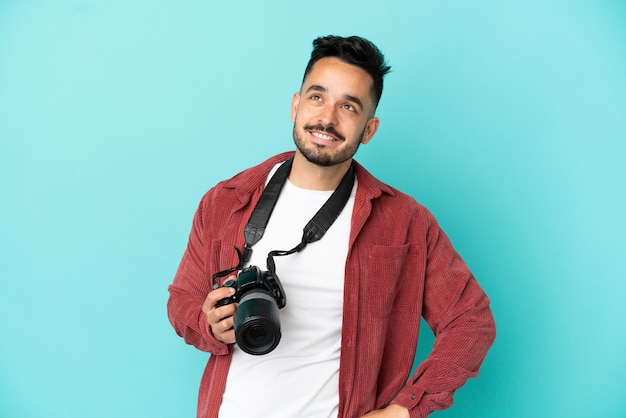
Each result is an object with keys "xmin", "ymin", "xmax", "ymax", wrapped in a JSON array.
[{"xmin": 216, "ymin": 265, "xmax": 286, "ymax": 355}]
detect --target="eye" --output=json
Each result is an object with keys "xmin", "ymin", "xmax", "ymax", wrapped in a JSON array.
[
  {"xmin": 310, "ymin": 94, "xmax": 322, "ymax": 101},
  {"xmin": 342, "ymin": 103, "xmax": 356, "ymax": 112}
]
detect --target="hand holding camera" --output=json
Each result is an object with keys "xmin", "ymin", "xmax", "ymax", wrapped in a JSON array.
[
  {"xmin": 202, "ymin": 276, "xmax": 238, "ymax": 344},
  {"xmin": 215, "ymin": 265, "xmax": 286, "ymax": 355}
]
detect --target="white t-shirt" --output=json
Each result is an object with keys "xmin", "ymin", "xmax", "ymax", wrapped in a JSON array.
[{"xmin": 219, "ymin": 168, "xmax": 356, "ymax": 418}]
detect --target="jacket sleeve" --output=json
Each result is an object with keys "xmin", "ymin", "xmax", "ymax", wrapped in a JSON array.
[
  {"xmin": 392, "ymin": 212, "xmax": 496, "ymax": 417},
  {"xmin": 167, "ymin": 192, "xmax": 230, "ymax": 356}
]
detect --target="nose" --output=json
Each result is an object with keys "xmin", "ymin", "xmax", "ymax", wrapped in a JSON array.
[{"xmin": 317, "ymin": 103, "xmax": 338, "ymax": 126}]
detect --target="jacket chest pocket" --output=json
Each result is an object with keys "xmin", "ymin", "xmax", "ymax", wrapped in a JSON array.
[
  {"xmin": 204, "ymin": 239, "xmax": 240, "ymax": 287},
  {"xmin": 361, "ymin": 244, "xmax": 410, "ymax": 318}
]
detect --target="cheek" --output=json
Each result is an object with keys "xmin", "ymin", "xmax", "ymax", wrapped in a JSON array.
[
  {"xmin": 348, "ymin": 119, "xmax": 368, "ymax": 136},
  {"xmin": 292, "ymin": 106, "xmax": 307, "ymax": 123}
]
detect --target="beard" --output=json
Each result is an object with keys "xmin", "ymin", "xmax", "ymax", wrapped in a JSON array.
[{"xmin": 292, "ymin": 123, "xmax": 365, "ymax": 167}]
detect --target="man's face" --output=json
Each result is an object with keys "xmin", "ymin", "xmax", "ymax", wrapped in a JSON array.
[{"xmin": 291, "ymin": 57, "xmax": 380, "ymax": 167}]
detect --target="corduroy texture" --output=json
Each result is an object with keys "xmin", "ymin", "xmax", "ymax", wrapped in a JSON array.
[{"xmin": 167, "ymin": 151, "xmax": 496, "ymax": 418}]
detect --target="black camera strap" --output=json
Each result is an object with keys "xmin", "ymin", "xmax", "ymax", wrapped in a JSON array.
[
  {"xmin": 212, "ymin": 156, "xmax": 355, "ymax": 289},
  {"xmin": 241, "ymin": 156, "xmax": 295, "ymax": 263},
  {"xmin": 260, "ymin": 157, "xmax": 355, "ymax": 277}
]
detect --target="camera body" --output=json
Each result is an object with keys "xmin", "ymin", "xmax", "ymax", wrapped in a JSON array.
[{"xmin": 216, "ymin": 265, "xmax": 286, "ymax": 355}]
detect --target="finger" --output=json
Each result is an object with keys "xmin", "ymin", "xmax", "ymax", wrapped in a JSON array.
[
  {"xmin": 207, "ymin": 304, "xmax": 237, "ymax": 334},
  {"xmin": 214, "ymin": 303, "xmax": 237, "ymax": 320},
  {"xmin": 207, "ymin": 307, "xmax": 230, "ymax": 326},
  {"xmin": 213, "ymin": 316, "xmax": 236, "ymax": 344},
  {"xmin": 219, "ymin": 329, "xmax": 236, "ymax": 344},
  {"xmin": 219, "ymin": 315, "xmax": 234, "ymax": 332},
  {"xmin": 202, "ymin": 288, "xmax": 236, "ymax": 316},
  {"xmin": 207, "ymin": 286, "xmax": 236, "ymax": 305}
]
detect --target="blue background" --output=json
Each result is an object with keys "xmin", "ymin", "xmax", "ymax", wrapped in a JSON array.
[{"xmin": 1, "ymin": 1, "xmax": 625, "ymax": 417}]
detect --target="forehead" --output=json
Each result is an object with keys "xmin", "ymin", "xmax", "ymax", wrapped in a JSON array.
[{"xmin": 302, "ymin": 57, "xmax": 375, "ymax": 104}]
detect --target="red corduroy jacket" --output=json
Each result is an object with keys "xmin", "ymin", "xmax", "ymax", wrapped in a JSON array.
[{"xmin": 167, "ymin": 151, "xmax": 496, "ymax": 418}]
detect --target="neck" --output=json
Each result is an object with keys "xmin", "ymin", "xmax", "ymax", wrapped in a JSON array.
[{"xmin": 288, "ymin": 151, "xmax": 352, "ymax": 191}]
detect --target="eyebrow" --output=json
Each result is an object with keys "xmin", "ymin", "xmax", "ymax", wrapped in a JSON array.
[{"xmin": 305, "ymin": 84, "xmax": 364, "ymax": 111}]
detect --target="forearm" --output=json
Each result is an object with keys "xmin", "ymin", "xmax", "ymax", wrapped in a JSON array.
[
  {"xmin": 167, "ymin": 285, "xmax": 230, "ymax": 355},
  {"xmin": 393, "ymin": 298, "xmax": 495, "ymax": 417},
  {"xmin": 167, "ymin": 234, "xmax": 231, "ymax": 355}
]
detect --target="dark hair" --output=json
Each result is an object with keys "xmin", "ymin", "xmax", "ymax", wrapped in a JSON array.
[{"xmin": 302, "ymin": 35, "xmax": 391, "ymax": 109}]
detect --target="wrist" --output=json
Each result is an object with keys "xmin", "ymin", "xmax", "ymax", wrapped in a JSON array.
[{"xmin": 386, "ymin": 403, "xmax": 410, "ymax": 418}]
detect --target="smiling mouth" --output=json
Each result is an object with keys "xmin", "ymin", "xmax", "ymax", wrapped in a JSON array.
[
  {"xmin": 304, "ymin": 124, "xmax": 345, "ymax": 142},
  {"xmin": 310, "ymin": 130, "xmax": 338, "ymax": 141}
]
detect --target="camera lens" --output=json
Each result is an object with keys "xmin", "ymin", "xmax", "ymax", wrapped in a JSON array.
[
  {"xmin": 234, "ymin": 289, "xmax": 281, "ymax": 355},
  {"xmin": 242, "ymin": 323, "xmax": 273, "ymax": 348},
  {"xmin": 247, "ymin": 325, "xmax": 269, "ymax": 344}
]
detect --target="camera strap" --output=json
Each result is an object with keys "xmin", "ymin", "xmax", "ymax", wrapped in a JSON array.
[
  {"xmin": 212, "ymin": 156, "xmax": 355, "ymax": 289},
  {"xmin": 259, "ymin": 157, "xmax": 355, "ymax": 277}
]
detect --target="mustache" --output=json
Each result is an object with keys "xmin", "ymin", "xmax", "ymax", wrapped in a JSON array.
[{"xmin": 303, "ymin": 124, "xmax": 345, "ymax": 142}]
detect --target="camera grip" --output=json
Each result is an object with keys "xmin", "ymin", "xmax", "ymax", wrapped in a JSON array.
[{"xmin": 215, "ymin": 279, "xmax": 238, "ymax": 307}]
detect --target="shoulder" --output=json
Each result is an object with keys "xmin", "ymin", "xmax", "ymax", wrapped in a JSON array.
[
  {"xmin": 192, "ymin": 152, "xmax": 294, "ymax": 230},
  {"xmin": 221, "ymin": 151, "xmax": 294, "ymax": 190},
  {"xmin": 200, "ymin": 151, "xmax": 294, "ymax": 200},
  {"xmin": 354, "ymin": 160, "xmax": 434, "ymax": 221}
]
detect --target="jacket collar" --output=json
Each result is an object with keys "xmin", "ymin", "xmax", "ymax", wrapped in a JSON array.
[{"xmin": 222, "ymin": 151, "xmax": 395, "ymax": 200}]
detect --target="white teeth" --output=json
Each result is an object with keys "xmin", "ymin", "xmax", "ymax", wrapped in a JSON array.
[{"xmin": 312, "ymin": 131, "xmax": 335, "ymax": 141}]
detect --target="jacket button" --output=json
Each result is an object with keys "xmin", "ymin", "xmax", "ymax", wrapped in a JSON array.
[{"xmin": 410, "ymin": 393, "xmax": 417, "ymax": 400}]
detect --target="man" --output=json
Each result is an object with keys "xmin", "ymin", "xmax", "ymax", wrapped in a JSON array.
[{"xmin": 168, "ymin": 35, "xmax": 495, "ymax": 418}]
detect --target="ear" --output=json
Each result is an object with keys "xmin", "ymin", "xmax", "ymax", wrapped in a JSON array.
[
  {"xmin": 360, "ymin": 117, "xmax": 380, "ymax": 144},
  {"xmin": 291, "ymin": 92, "xmax": 300, "ymax": 122}
]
